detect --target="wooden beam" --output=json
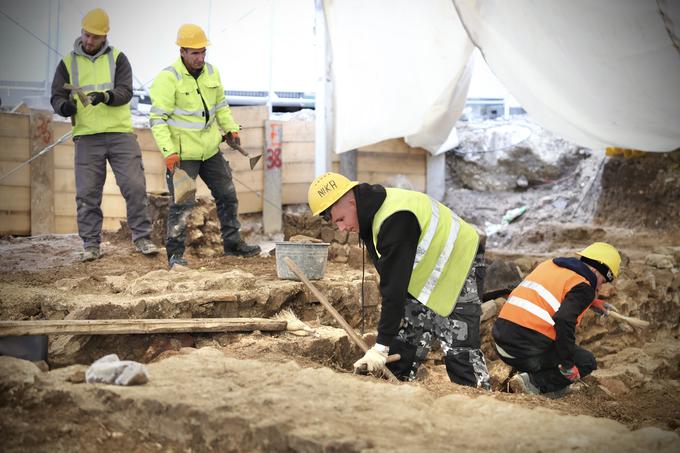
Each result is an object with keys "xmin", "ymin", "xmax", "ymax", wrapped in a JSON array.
[
  {"xmin": 29, "ymin": 109, "xmax": 55, "ymax": 234},
  {"xmin": 0, "ymin": 318, "xmax": 287, "ymax": 336},
  {"xmin": 263, "ymin": 121, "xmax": 283, "ymax": 234}
]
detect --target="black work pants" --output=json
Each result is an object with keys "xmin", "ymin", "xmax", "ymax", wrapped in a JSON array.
[
  {"xmin": 165, "ymin": 151, "xmax": 241, "ymax": 258},
  {"xmin": 498, "ymin": 344, "xmax": 597, "ymax": 393}
]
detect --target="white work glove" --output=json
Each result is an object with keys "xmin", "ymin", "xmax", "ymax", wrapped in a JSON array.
[{"xmin": 353, "ymin": 344, "xmax": 389, "ymax": 372}]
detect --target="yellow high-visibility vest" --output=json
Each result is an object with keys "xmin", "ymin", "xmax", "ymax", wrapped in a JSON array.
[
  {"xmin": 372, "ymin": 188, "xmax": 479, "ymax": 316},
  {"xmin": 149, "ymin": 58, "xmax": 239, "ymax": 160},
  {"xmin": 64, "ymin": 47, "xmax": 132, "ymax": 136}
]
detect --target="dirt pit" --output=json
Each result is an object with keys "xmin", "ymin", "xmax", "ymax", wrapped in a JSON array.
[{"xmin": 2, "ymin": 119, "xmax": 680, "ymax": 450}]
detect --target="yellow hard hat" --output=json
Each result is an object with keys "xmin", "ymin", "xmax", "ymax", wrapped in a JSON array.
[
  {"xmin": 577, "ymin": 242, "xmax": 621, "ymax": 280},
  {"xmin": 82, "ymin": 8, "xmax": 109, "ymax": 35},
  {"xmin": 308, "ymin": 172, "xmax": 358, "ymax": 216},
  {"xmin": 176, "ymin": 24, "xmax": 210, "ymax": 48}
]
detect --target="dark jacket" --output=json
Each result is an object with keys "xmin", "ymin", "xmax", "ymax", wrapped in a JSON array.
[
  {"xmin": 355, "ymin": 183, "xmax": 422, "ymax": 346},
  {"xmin": 51, "ymin": 37, "xmax": 133, "ymax": 117},
  {"xmin": 492, "ymin": 257, "xmax": 597, "ymax": 367}
]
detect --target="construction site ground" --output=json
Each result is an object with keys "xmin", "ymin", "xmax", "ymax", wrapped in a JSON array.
[{"xmin": 2, "ymin": 121, "xmax": 680, "ymax": 452}]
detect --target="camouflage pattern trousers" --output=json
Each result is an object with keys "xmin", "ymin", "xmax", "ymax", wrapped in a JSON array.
[{"xmin": 386, "ymin": 251, "xmax": 491, "ymax": 389}]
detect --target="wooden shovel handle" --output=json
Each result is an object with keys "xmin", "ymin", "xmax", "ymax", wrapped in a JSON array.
[{"xmin": 283, "ymin": 257, "xmax": 400, "ymax": 382}]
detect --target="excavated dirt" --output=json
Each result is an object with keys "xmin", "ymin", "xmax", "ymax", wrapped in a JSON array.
[{"xmin": 2, "ymin": 118, "xmax": 680, "ymax": 451}]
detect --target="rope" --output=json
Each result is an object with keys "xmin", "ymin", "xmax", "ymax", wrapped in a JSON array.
[{"xmin": 0, "ymin": 130, "xmax": 73, "ymax": 183}]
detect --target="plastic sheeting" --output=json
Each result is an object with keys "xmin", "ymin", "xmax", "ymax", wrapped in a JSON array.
[
  {"xmin": 453, "ymin": 0, "xmax": 680, "ymax": 152},
  {"xmin": 323, "ymin": 0, "xmax": 474, "ymax": 154}
]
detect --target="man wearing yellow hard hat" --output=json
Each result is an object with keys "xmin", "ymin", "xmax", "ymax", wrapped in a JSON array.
[
  {"xmin": 492, "ymin": 242, "xmax": 622, "ymax": 397},
  {"xmin": 50, "ymin": 8, "xmax": 158, "ymax": 261},
  {"xmin": 149, "ymin": 24, "xmax": 260, "ymax": 268},
  {"xmin": 308, "ymin": 172, "xmax": 491, "ymax": 389}
]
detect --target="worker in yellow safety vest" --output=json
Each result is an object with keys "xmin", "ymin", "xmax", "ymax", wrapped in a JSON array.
[
  {"xmin": 308, "ymin": 172, "xmax": 491, "ymax": 389},
  {"xmin": 50, "ymin": 8, "xmax": 158, "ymax": 262},
  {"xmin": 149, "ymin": 24, "xmax": 260, "ymax": 268},
  {"xmin": 493, "ymin": 242, "xmax": 622, "ymax": 397}
]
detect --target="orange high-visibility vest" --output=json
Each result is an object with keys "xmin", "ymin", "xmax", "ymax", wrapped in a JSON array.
[{"xmin": 497, "ymin": 260, "xmax": 592, "ymax": 340}]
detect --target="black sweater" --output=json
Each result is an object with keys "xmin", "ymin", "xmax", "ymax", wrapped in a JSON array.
[{"xmin": 355, "ymin": 183, "xmax": 422, "ymax": 346}]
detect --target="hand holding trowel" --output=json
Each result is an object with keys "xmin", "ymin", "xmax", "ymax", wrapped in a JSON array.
[
  {"xmin": 223, "ymin": 131, "xmax": 262, "ymax": 170},
  {"xmin": 166, "ymin": 155, "xmax": 196, "ymax": 204},
  {"xmin": 63, "ymin": 83, "xmax": 91, "ymax": 107}
]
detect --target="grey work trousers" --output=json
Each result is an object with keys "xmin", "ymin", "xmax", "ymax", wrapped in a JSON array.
[{"xmin": 74, "ymin": 132, "xmax": 152, "ymax": 248}]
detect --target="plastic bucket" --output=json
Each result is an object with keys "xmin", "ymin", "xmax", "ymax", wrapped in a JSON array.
[{"xmin": 275, "ymin": 242, "xmax": 330, "ymax": 280}]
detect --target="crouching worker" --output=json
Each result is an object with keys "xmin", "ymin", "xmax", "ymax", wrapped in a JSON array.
[
  {"xmin": 308, "ymin": 172, "xmax": 490, "ymax": 389},
  {"xmin": 492, "ymin": 242, "xmax": 621, "ymax": 397}
]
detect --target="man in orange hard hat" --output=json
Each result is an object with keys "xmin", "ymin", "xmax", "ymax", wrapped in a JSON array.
[
  {"xmin": 492, "ymin": 242, "xmax": 622, "ymax": 397},
  {"xmin": 50, "ymin": 8, "xmax": 158, "ymax": 261},
  {"xmin": 149, "ymin": 24, "xmax": 260, "ymax": 268},
  {"xmin": 308, "ymin": 172, "xmax": 491, "ymax": 389}
]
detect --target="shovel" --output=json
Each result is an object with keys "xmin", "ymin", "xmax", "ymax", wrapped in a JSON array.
[{"xmin": 172, "ymin": 166, "xmax": 196, "ymax": 204}]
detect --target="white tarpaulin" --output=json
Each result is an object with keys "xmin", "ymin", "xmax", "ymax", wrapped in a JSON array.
[
  {"xmin": 324, "ymin": 0, "xmax": 474, "ymax": 154},
  {"xmin": 453, "ymin": 0, "xmax": 680, "ymax": 152}
]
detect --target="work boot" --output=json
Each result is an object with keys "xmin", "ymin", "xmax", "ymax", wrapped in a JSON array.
[
  {"xmin": 224, "ymin": 241, "xmax": 261, "ymax": 257},
  {"xmin": 134, "ymin": 237, "xmax": 159, "ymax": 256},
  {"xmin": 168, "ymin": 254, "xmax": 188, "ymax": 269},
  {"xmin": 509, "ymin": 372, "xmax": 540, "ymax": 395},
  {"xmin": 81, "ymin": 247, "xmax": 101, "ymax": 262}
]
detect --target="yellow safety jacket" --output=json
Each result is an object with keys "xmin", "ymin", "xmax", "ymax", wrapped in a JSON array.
[
  {"xmin": 64, "ymin": 47, "xmax": 133, "ymax": 136},
  {"xmin": 372, "ymin": 188, "xmax": 479, "ymax": 316},
  {"xmin": 498, "ymin": 260, "xmax": 591, "ymax": 340},
  {"xmin": 149, "ymin": 58, "xmax": 239, "ymax": 160}
]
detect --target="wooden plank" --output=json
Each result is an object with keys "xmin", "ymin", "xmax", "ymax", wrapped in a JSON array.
[
  {"xmin": 358, "ymin": 152, "xmax": 426, "ymax": 175},
  {"xmin": 239, "ymin": 127, "xmax": 264, "ymax": 149},
  {"xmin": 358, "ymin": 138, "xmax": 427, "ymax": 156},
  {"xmin": 54, "ymin": 168, "xmax": 167, "ymax": 196},
  {"xmin": 282, "ymin": 162, "xmax": 315, "ymax": 184},
  {"xmin": 54, "ymin": 192, "xmax": 129, "ymax": 218},
  {"xmin": 54, "ymin": 214, "xmax": 123, "ymax": 233},
  {"xmin": 236, "ymin": 190, "xmax": 263, "ymax": 214},
  {"xmin": 0, "ymin": 318, "xmax": 286, "ymax": 336},
  {"xmin": 281, "ymin": 121, "xmax": 314, "ymax": 142},
  {"xmin": 0, "ymin": 137, "xmax": 31, "ymax": 162},
  {"xmin": 0, "ymin": 112, "xmax": 30, "ymax": 138},
  {"xmin": 232, "ymin": 105, "xmax": 268, "ymax": 128},
  {"xmin": 51, "ymin": 121, "xmax": 74, "ymax": 141},
  {"xmin": 29, "ymin": 110, "xmax": 55, "ymax": 234},
  {"xmin": 53, "ymin": 144, "xmax": 74, "ymax": 169},
  {"xmin": 0, "ymin": 212, "xmax": 30, "ymax": 235},
  {"xmin": 0, "ymin": 161, "xmax": 30, "ymax": 187},
  {"xmin": 0, "ymin": 186, "xmax": 30, "ymax": 211},
  {"xmin": 358, "ymin": 171, "xmax": 426, "ymax": 192},
  {"xmin": 263, "ymin": 121, "xmax": 282, "ymax": 234},
  {"xmin": 282, "ymin": 141, "xmax": 315, "ymax": 163},
  {"xmin": 282, "ymin": 182, "xmax": 309, "ymax": 205},
  {"xmin": 134, "ymin": 129, "xmax": 158, "ymax": 151}
]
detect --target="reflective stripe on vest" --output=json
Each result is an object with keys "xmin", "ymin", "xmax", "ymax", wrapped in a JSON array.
[
  {"xmin": 64, "ymin": 47, "xmax": 132, "ymax": 136},
  {"xmin": 148, "ymin": 57, "xmax": 237, "ymax": 160},
  {"xmin": 498, "ymin": 260, "xmax": 589, "ymax": 340},
  {"xmin": 372, "ymin": 188, "xmax": 479, "ymax": 317}
]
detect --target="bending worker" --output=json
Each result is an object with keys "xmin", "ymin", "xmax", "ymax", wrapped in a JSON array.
[
  {"xmin": 149, "ymin": 24, "xmax": 260, "ymax": 268},
  {"xmin": 50, "ymin": 8, "xmax": 158, "ymax": 261},
  {"xmin": 308, "ymin": 172, "xmax": 491, "ymax": 389},
  {"xmin": 492, "ymin": 242, "xmax": 621, "ymax": 397}
]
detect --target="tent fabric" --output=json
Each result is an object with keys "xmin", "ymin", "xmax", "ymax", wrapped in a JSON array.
[
  {"xmin": 323, "ymin": 0, "xmax": 473, "ymax": 154},
  {"xmin": 453, "ymin": 0, "xmax": 680, "ymax": 152}
]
